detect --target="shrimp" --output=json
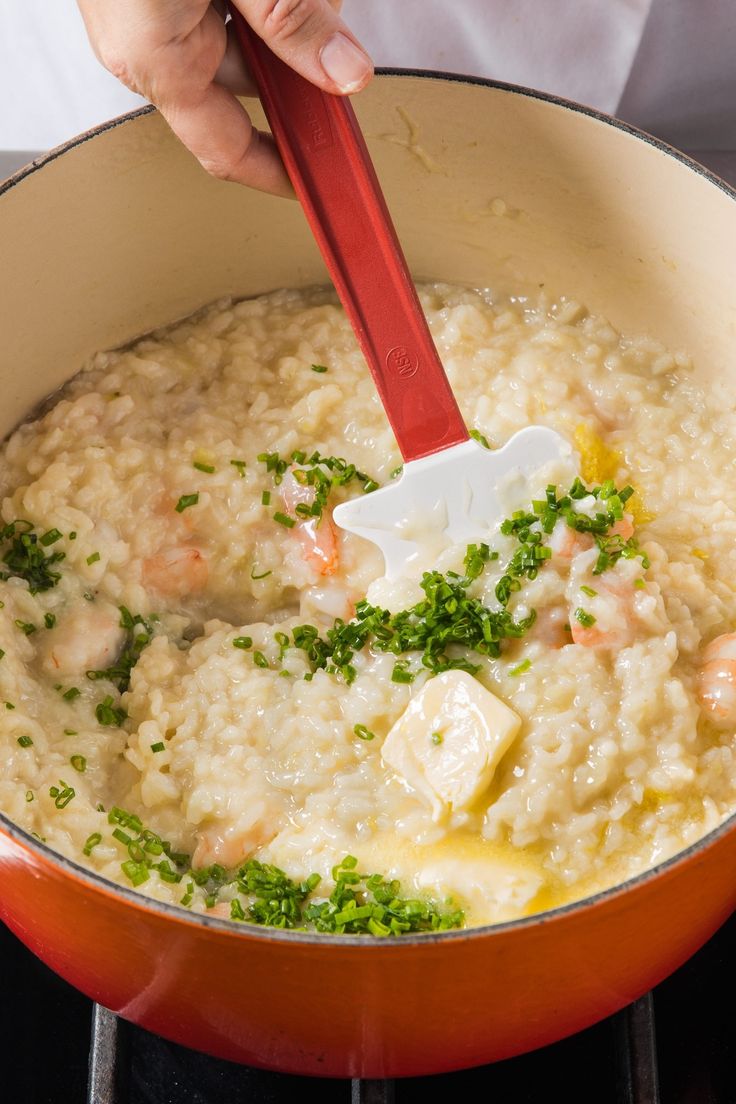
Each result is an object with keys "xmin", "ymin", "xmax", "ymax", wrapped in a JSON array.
[
  {"xmin": 142, "ymin": 546, "xmax": 209, "ymax": 597},
  {"xmin": 531, "ymin": 604, "xmax": 572, "ymax": 649},
  {"xmin": 567, "ymin": 546, "xmax": 638, "ymax": 649},
  {"xmin": 548, "ymin": 523, "xmax": 594, "ymax": 562},
  {"xmin": 280, "ymin": 471, "xmax": 339, "ymax": 576},
  {"xmin": 569, "ymin": 576, "xmax": 637, "ymax": 649},
  {"xmin": 41, "ymin": 603, "xmax": 126, "ymax": 676},
  {"xmin": 192, "ymin": 799, "xmax": 278, "ymax": 870},
  {"xmin": 697, "ymin": 633, "xmax": 736, "ymax": 728}
]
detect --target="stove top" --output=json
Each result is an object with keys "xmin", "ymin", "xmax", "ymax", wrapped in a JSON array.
[{"xmin": 3, "ymin": 913, "xmax": 734, "ymax": 1103}]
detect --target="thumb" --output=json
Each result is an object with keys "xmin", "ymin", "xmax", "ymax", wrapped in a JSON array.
[{"xmin": 233, "ymin": 0, "xmax": 373, "ymax": 94}]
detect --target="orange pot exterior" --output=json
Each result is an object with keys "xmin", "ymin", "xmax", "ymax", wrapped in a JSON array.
[
  {"xmin": 2, "ymin": 75, "xmax": 736, "ymax": 1077},
  {"xmin": 1, "ymin": 816, "xmax": 735, "ymax": 1077}
]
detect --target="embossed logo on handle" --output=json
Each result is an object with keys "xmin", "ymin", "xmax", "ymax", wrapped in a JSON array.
[
  {"xmin": 385, "ymin": 345, "xmax": 419, "ymax": 380},
  {"xmin": 296, "ymin": 83, "xmax": 333, "ymax": 151}
]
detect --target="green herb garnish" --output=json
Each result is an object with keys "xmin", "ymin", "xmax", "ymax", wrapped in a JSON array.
[
  {"xmin": 469, "ymin": 428, "xmax": 491, "ymax": 449},
  {"xmin": 49, "ymin": 780, "xmax": 75, "ymax": 809},
  {"xmin": 87, "ymin": 606, "xmax": 153, "ymax": 693},
  {"xmin": 83, "ymin": 833, "xmax": 102, "ymax": 856},
  {"xmin": 258, "ymin": 449, "xmax": 379, "ymax": 527},
  {"xmin": 95, "ymin": 695, "xmax": 127, "ymax": 727},
  {"xmin": 175, "ymin": 493, "xmax": 199, "ymax": 513},
  {"xmin": 353, "ymin": 724, "xmax": 375, "ymax": 741},
  {"xmin": 17, "ymin": 735, "xmax": 33, "ymax": 748},
  {"xmin": 0, "ymin": 521, "xmax": 65, "ymax": 594},
  {"xmin": 193, "ymin": 461, "xmax": 215, "ymax": 473},
  {"xmin": 230, "ymin": 459, "xmax": 247, "ymax": 478},
  {"xmin": 574, "ymin": 608, "xmax": 597, "ymax": 628},
  {"xmin": 311, "ymin": 363, "xmax": 328, "ymax": 373},
  {"xmin": 232, "ymin": 636, "xmax": 253, "ymax": 650},
  {"xmin": 70, "ymin": 755, "xmax": 87, "ymax": 773}
]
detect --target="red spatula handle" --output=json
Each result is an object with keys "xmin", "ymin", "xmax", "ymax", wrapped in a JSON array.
[{"xmin": 229, "ymin": 11, "xmax": 469, "ymax": 463}]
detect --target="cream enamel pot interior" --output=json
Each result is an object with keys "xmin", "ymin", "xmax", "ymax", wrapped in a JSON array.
[{"xmin": 1, "ymin": 73, "xmax": 736, "ymax": 1078}]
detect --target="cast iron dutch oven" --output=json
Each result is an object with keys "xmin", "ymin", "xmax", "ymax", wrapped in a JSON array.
[{"xmin": 1, "ymin": 72, "xmax": 735, "ymax": 1077}]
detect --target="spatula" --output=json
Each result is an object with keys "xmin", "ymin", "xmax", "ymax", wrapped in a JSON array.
[{"xmin": 229, "ymin": 11, "xmax": 569, "ymax": 579}]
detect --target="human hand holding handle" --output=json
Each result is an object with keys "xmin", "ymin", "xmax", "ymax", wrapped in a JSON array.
[{"xmin": 77, "ymin": 0, "xmax": 374, "ymax": 197}]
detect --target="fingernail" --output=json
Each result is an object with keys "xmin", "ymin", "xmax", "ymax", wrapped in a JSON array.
[{"xmin": 320, "ymin": 33, "xmax": 373, "ymax": 92}]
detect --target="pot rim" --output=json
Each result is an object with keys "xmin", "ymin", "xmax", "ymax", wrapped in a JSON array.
[{"xmin": 1, "ymin": 68, "xmax": 734, "ymax": 948}]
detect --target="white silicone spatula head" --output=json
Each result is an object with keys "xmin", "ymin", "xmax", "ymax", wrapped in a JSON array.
[
  {"xmin": 333, "ymin": 429, "xmax": 571, "ymax": 579},
  {"xmin": 230, "ymin": 11, "xmax": 570, "ymax": 576}
]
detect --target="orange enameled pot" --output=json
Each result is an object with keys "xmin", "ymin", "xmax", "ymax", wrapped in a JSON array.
[{"xmin": 1, "ymin": 73, "xmax": 736, "ymax": 1078}]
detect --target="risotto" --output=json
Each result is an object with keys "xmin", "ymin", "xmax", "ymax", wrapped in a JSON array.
[{"xmin": 1, "ymin": 283, "xmax": 735, "ymax": 933}]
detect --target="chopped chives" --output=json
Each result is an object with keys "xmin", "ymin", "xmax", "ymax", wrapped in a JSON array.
[
  {"xmin": 311, "ymin": 363, "xmax": 328, "ymax": 373},
  {"xmin": 580, "ymin": 585, "xmax": 598, "ymax": 598},
  {"xmin": 150, "ymin": 742, "xmax": 165, "ymax": 753},
  {"xmin": 40, "ymin": 528, "xmax": 63, "ymax": 547},
  {"xmin": 83, "ymin": 832, "xmax": 102, "ymax": 856},
  {"xmin": 273, "ymin": 511, "xmax": 295, "ymax": 528},
  {"xmin": 17, "ymin": 735, "xmax": 33, "ymax": 748},
  {"xmin": 96, "ymin": 695, "xmax": 127, "ymax": 726},
  {"xmin": 509, "ymin": 658, "xmax": 532, "ymax": 677},
  {"xmin": 430, "ymin": 731, "xmax": 443, "ymax": 745},
  {"xmin": 25, "ymin": 790, "xmax": 33, "ymax": 802},
  {"xmin": 253, "ymin": 651, "xmax": 269, "ymax": 668},
  {"xmin": 193, "ymin": 461, "xmax": 215, "ymax": 473},
  {"xmin": 469, "ymin": 428, "xmax": 491, "ymax": 449},
  {"xmin": 63, "ymin": 728, "xmax": 77, "ymax": 735},
  {"xmin": 70, "ymin": 755, "xmax": 87, "ymax": 772},
  {"xmin": 250, "ymin": 565, "xmax": 271, "ymax": 580},
  {"xmin": 353, "ymin": 724, "xmax": 375, "ymax": 741},
  {"xmin": 232, "ymin": 636, "xmax": 253, "ymax": 649},
  {"xmin": 44, "ymin": 612, "xmax": 56, "ymax": 629},
  {"xmin": 574, "ymin": 608, "xmax": 597, "ymax": 628},
  {"xmin": 230, "ymin": 459, "xmax": 247, "ymax": 478},
  {"xmin": 86, "ymin": 552, "xmax": 101, "ymax": 565},
  {"xmin": 14, "ymin": 619, "xmax": 36, "ymax": 636},
  {"xmin": 69, "ymin": 531, "xmax": 77, "ymax": 540},
  {"xmin": 49, "ymin": 780, "xmax": 75, "ymax": 808},
  {"xmin": 261, "ymin": 491, "xmax": 271, "ymax": 506},
  {"xmin": 62, "ymin": 687, "xmax": 81, "ymax": 701},
  {"xmin": 175, "ymin": 493, "xmax": 199, "ymax": 513},
  {"xmin": 5, "ymin": 701, "xmax": 15, "ymax": 710}
]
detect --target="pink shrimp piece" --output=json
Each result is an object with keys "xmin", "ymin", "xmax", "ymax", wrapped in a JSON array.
[
  {"xmin": 207, "ymin": 901, "xmax": 234, "ymax": 920},
  {"xmin": 193, "ymin": 812, "xmax": 275, "ymax": 869},
  {"xmin": 548, "ymin": 524, "xmax": 594, "ymax": 562},
  {"xmin": 610, "ymin": 515, "xmax": 634, "ymax": 541},
  {"xmin": 281, "ymin": 471, "xmax": 340, "ymax": 577},
  {"xmin": 142, "ymin": 546, "xmax": 209, "ymax": 597},
  {"xmin": 569, "ymin": 577, "xmax": 636, "ymax": 649},
  {"xmin": 531, "ymin": 605, "xmax": 572, "ymax": 649},
  {"xmin": 41, "ymin": 604, "xmax": 126, "ymax": 676},
  {"xmin": 697, "ymin": 633, "xmax": 736, "ymax": 728}
]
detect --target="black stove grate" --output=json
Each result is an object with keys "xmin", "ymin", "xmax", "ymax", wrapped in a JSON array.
[{"xmin": 3, "ymin": 914, "xmax": 735, "ymax": 1104}]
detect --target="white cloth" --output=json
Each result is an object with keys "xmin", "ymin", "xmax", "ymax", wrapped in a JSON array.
[{"xmin": 0, "ymin": 0, "xmax": 735, "ymax": 158}]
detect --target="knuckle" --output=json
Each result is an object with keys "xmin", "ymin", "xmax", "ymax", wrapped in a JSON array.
[
  {"xmin": 260, "ymin": 0, "xmax": 321, "ymax": 43},
  {"xmin": 97, "ymin": 46, "xmax": 143, "ymax": 96}
]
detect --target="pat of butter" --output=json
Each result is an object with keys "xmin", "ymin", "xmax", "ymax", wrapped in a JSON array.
[
  {"xmin": 382, "ymin": 670, "xmax": 521, "ymax": 820},
  {"xmin": 416, "ymin": 857, "xmax": 543, "ymax": 919}
]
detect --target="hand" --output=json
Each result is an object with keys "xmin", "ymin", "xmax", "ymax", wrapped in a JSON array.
[{"xmin": 77, "ymin": 0, "xmax": 373, "ymax": 197}]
